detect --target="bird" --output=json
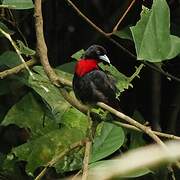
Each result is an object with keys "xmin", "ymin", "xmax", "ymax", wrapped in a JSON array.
[{"xmin": 73, "ymin": 44, "xmax": 121, "ymax": 111}]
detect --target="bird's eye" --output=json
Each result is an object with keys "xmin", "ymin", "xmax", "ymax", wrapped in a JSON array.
[{"xmin": 96, "ymin": 50, "xmax": 101, "ymax": 55}]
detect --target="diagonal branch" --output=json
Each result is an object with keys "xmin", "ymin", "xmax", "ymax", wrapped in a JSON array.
[
  {"xmin": 107, "ymin": 0, "xmax": 138, "ymax": 35},
  {"xmin": 0, "ymin": 58, "xmax": 37, "ymax": 79}
]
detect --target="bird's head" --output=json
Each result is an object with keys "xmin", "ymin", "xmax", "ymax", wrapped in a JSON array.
[
  {"xmin": 83, "ymin": 44, "xmax": 110, "ymax": 64},
  {"xmin": 75, "ymin": 45, "xmax": 110, "ymax": 77}
]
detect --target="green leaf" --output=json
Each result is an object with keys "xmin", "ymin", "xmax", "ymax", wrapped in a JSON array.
[
  {"xmin": 1, "ymin": 93, "xmax": 58, "ymax": 138},
  {"xmin": 0, "ymin": 22, "xmax": 14, "ymax": 36},
  {"xmin": 99, "ymin": 63, "xmax": 132, "ymax": 93},
  {"xmin": 61, "ymin": 107, "xmax": 88, "ymax": 135},
  {"xmin": 90, "ymin": 122, "xmax": 125, "ymax": 163},
  {"xmin": 25, "ymin": 73, "xmax": 71, "ymax": 124},
  {"xmin": 0, "ymin": 51, "xmax": 21, "ymax": 68},
  {"xmin": 131, "ymin": 0, "xmax": 180, "ymax": 62},
  {"xmin": 16, "ymin": 40, "xmax": 35, "ymax": 56},
  {"xmin": 2, "ymin": 0, "xmax": 34, "ymax": 9},
  {"xmin": 13, "ymin": 128, "xmax": 85, "ymax": 174},
  {"xmin": 2, "ymin": 93, "xmax": 87, "ymax": 174},
  {"xmin": 71, "ymin": 49, "xmax": 84, "ymax": 60},
  {"xmin": 114, "ymin": 26, "xmax": 133, "ymax": 41}
]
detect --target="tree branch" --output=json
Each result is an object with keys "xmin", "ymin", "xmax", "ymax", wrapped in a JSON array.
[
  {"xmin": 0, "ymin": 28, "xmax": 35, "ymax": 78},
  {"xmin": 0, "ymin": 58, "xmax": 37, "ymax": 79},
  {"xmin": 107, "ymin": 0, "xmax": 138, "ymax": 35},
  {"xmin": 97, "ymin": 102, "xmax": 166, "ymax": 148},
  {"xmin": 82, "ymin": 139, "xmax": 92, "ymax": 180}
]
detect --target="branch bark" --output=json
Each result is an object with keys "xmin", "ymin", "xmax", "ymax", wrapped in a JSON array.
[{"xmin": 0, "ymin": 58, "xmax": 37, "ymax": 79}]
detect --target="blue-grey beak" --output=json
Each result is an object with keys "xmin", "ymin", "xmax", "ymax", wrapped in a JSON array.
[{"xmin": 99, "ymin": 55, "xmax": 110, "ymax": 64}]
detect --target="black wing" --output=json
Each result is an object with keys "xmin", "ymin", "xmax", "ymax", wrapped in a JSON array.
[{"xmin": 73, "ymin": 69, "xmax": 120, "ymax": 109}]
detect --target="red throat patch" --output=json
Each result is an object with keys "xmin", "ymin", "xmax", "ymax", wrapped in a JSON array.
[{"xmin": 75, "ymin": 59, "xmax": 98, "ymax": 77}]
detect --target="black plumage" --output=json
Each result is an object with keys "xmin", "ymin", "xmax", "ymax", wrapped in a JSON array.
[{"xmin": 73, "ymin": 45, "xmax": 121, "ymax": 110}]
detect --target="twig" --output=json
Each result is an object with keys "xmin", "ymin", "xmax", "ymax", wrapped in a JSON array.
[
  {"xmin": 0, "ymin": 28, "xmax": 35, "ymax": 79},
  {"xmin": 97, "ymin": 102, "xmax": 166, "ymax": 148},
  {"xmin": 66, "ymin": 0, "xmax": 107, "ymax": 36},
  {"xmin": 82, "ymin": 139, "xmax": 92, "ymax": 180},
  {"xmin": 0, "ymin": 58, "xmax": 37, "ymax": 79},
  {"xmin": 113, "ymin": 121, "xmax": 180, "ymax": 140},
  {"xmin": 71, "ymin": 170, "xmax": 82, "ymax": 180},
  {"xmin": 35, "ymin": 140, "xmax": 85, "ymax": 180},
  {"xmin": 107, "ymin": 0, "xmax": 137, "ymax": 35}
]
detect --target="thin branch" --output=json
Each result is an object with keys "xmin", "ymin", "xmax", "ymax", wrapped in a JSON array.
[
  {"xmin": 97, "ymin": 102, "xmax": 166, "ymax": 148},
  {"xmin": 107, "ymin": 0, "xmax": 137, "ymax": 35},
  {"xmin": 71, "ymin": 170, "xmax": 82, "ymax": 180},
  {"xmin": 113, "ymin": 121, "xmax": 180, "ymax": 140},
  {"xmin": 82, "ymin": 139, "xmax": 92, "ymax": 180},
  {"xmin": 0, "ymin": 28, "xmax": 35, "ymax": 78},
  {"xmin": 0, "ymin": 58, "xmax": 37, "ymax": 79},
  {"xmin": 35, "ymin": 140, "xmax": 85, "ymax": 180},
  {"xmin": 34, "ymin": 0, "xmax": 60, "ymax": 86},
  {"xmin": 66, "ymin": 0, "xmax": 107, "ymax": 36}
]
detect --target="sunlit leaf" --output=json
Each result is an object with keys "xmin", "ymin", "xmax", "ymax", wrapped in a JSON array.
[
  {"xmin": 71, "ymin": 49, "xmax": 84, "ymax": 60},
  {"xmin": 2, "ymin": 0, "xmax": 34, "ymax": 9}
]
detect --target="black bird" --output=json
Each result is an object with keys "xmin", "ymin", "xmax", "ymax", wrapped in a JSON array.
[{"xmin": 73, "ymin": 45, "xmax": 121, "ymax": 110}]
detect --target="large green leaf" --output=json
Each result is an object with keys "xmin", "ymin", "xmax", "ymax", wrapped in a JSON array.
[
  {"xmin": 2, "ymin": 0, "xmax": 34, "ymax": 9},
  {"xmin": 24, "ymin": 70, "xmax": 71, "ymax": 124},
  {"xmin": 90, "ymin": 122, "xmax": 125, "ymax": 163},
  {"xmin": 13, "ymin": 128, "xmax": 85, "ymax": 174},
  {"xmin": 131, "ymin": 0, "xmax": 180, "ymax": 62},
  {"xmin": 2, "ymin": 93, "xmax": 59, "ymax": 138},
  {"xmin": 2, "ymin": 93, "xmax": 88, "ymax": 174}
]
